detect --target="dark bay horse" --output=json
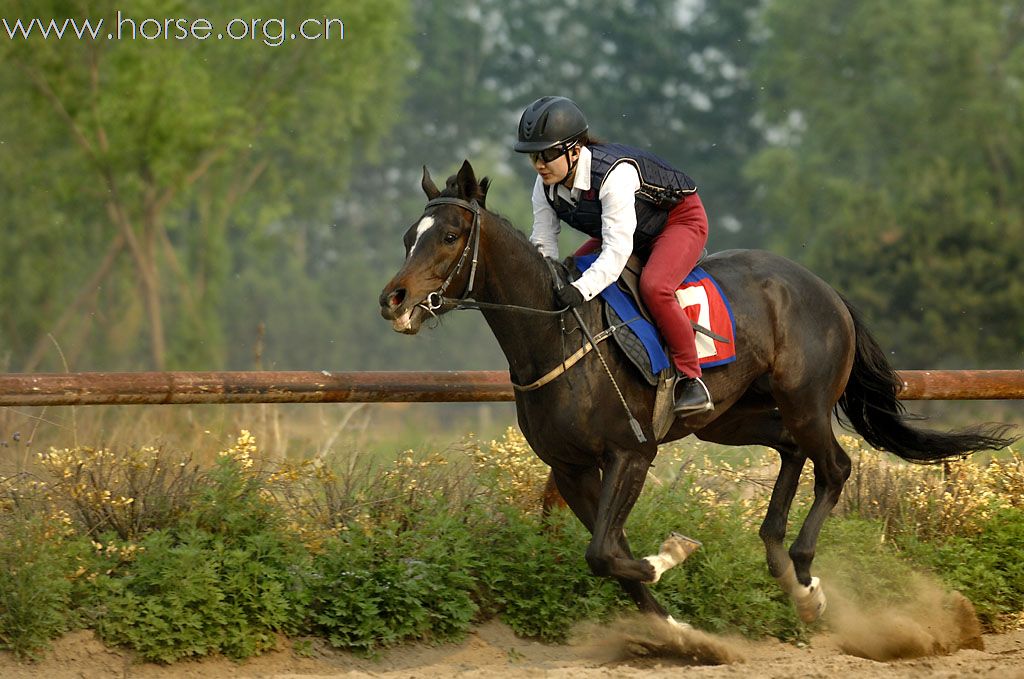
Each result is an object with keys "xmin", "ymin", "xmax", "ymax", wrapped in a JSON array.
[{"xmin": 379, "ymin": 160, "xmax": 1018, "ymax": 627}]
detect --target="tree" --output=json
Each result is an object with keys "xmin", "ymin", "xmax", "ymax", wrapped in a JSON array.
[
  {"xmin": 749, "ymin": 0, "xmax": 1024, "ymax": 367},
  {"xmin": 324, "ymin": 0, "xmax": 768, "ymax": 372},
  {"xmin": 0, "ymin": 0, "xmax": 410, "ymax": 370},
  {"xmin": 389, "ymin": 0, "xmax": 767, "ymax": 247}
]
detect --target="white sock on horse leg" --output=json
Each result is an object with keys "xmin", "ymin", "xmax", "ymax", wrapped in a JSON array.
[
  {"xmin": 775, "ymin": 563, "xmax": 826, "ymax": 622},
  {"xmin": 643, "ymin": 532, "xmax": 701, "ymax": 584}
]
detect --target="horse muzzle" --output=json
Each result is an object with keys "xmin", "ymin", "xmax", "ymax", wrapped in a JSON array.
[{"xmin": 379, "ymin": 286, "xmax": 426, "ymax": 335}]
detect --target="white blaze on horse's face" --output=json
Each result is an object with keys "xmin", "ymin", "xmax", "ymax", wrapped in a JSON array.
[{"xmin": 407, "ymin": 216, "xmax": 435, "ymax": 259}]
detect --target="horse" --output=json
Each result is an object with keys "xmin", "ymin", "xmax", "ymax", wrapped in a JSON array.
[{"xmin": 378, "ymin": 160, "xmax": 1018, "ymax": 627}]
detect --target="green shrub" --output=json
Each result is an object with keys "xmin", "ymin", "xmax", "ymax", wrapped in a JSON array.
[
  {"xmin": 7, "ymin": 431, "xmax": 1023, "ymax": 663},
  {"xmin": 0, "ymin": 515, "xmax": 89, "ymax": 659},
  {"xmin": 898, "ymin": 507, "xmax": 1024, "ymax": 629},
  {"xmin": 304, "ymin": 504, "xmax": 480, "ymax": 653},
  {"xmin": 93, "ymin": 455, "xmax": 307, "ymax": 662},
  {"xmin": 476, "ymin": 507, "xmax": 622, "ymax": 642}
]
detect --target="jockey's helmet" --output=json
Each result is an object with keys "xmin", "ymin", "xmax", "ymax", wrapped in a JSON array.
[{"xmin": 513, "ymin": 96, "xmax": 588, "ymax": 153}]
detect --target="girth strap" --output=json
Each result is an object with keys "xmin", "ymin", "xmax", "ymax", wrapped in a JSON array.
[{"xmin": 512, "ymin": 325, "xmax": 617, "ymax": 392}]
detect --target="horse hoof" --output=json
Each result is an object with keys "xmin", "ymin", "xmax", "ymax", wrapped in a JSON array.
[
  {"xmin": 666, "ymin": 615, "xmax": 693, "ymax": 631},
  {"xmin": 644, "ymin": 533, "xmax": 702, "ymax": 583},
  {"xmin": 795, "ymin": 576, "xmax": 827, "ymax": 623},
  {"xmin": 661, "ymin": 532, "xmax": 702, "ymax": 562}
]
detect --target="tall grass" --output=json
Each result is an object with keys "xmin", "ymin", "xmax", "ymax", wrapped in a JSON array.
[{"xmin": 0, "ymin": 424, "xmax": 1021, "ymax": 662}]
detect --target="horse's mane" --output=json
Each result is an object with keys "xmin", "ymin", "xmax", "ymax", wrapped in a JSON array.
[{"xmin": 439, "ymin": 175, "xmax": 537, "ymax": 253}]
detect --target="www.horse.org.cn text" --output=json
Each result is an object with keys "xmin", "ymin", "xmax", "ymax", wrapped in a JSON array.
[{"xmin": 1, "ymin": 12, "xmax": 345, "ymax": 47}]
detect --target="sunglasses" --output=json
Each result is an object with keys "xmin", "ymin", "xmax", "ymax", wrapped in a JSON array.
[{"xmin": 529, "ymin": 144, "xmax": 573, "ymax": 164}]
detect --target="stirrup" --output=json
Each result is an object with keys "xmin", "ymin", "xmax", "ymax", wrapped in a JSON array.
[{"xmin": 673, "ymin": 376, "xmax": 714, "ymax": 415}]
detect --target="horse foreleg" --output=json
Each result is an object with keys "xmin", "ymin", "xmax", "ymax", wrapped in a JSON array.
[
  {"xmin": 584, "ymin": 451, "xmax": 658, "ymax": 581},
  {"xmin": 586, "ymin": 452, "xmax": 701, "ymax": 628},
  {"xmin": 551, "ymin": 465, "xmax": 670, "ymax": 616},
  {"xmin": 546, "ymin": 464, "xmax": 699, "ymax": 586}
]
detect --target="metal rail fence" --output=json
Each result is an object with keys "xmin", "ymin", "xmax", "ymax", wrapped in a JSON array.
[{"xmin": 0, "ymin": 370, "xmax": 1022, "ymax": 407}]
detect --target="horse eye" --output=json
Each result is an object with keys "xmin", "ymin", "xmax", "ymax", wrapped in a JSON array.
[{"xmin": 443, "ymin": 232, "xmax": 459, "ymax": 244}]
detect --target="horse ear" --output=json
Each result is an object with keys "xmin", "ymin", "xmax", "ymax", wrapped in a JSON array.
[
  {"xmin": 421, "ymin": 166, "xmax": 440, "ymax": 200},
  {"xmin": 455, "ymin": 159, "xmax": 478, "ymax": 200},
  {"xmin": 479, "ymin": 177, "xmax": 491, "ymax": 208}
]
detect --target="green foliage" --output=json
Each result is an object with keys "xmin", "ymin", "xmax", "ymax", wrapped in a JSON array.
[
  {"xmin": 304, "ymin": 506, "xmax": 480, "ymax": 654},
  {"xmin": 93, "ymin": 456, "xmax": 307, "ymax": 662},
  {"xmin": 898, "ymin": 508, "xmax": 1024, "ymax": 628},
  {"xmin": 3, "ymin": 0, "xmax": 1022, "ymax": 375},
  {"xmin": 476, "ymin": 508, "xmax": 622, "ymax": 642},
  {"xmin": 750, "ymin": 0, "xmax": 1024, "ymax": 366},
  {"xmin": 628, "ymin": 485, "xmax": 804, "ymax": 640},
  {"xmin": 0, "ymin": 515, "xmax": 85, "ymax": 659},
  {"xmin": 5, "ymin": 435, "xmax": 1024, "ymax": 665},
  {"xmin": 0, "ymin": 0, "xmax": 412, "ymax": 371}
]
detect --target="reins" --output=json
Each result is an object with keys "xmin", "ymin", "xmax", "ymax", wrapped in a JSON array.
[
  {"xmin": 549, "ymin": 259, "xmax": 648, "ymax": 443},
  {"xmin": 415, "ymin": 195, "xmax": 648, "ymax": 443}
]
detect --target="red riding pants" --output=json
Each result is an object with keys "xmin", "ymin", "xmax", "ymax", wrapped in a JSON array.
[{"xmin": 574, "ymin": 193, "xmax": 709, "ymax": 378}]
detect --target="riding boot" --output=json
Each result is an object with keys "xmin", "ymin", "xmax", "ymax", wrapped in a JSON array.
[{"xmin": 673, "ymin": 377, "xmax": 714, "ymax": 416}]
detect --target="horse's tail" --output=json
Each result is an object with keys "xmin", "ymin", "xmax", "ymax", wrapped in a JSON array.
[{"xmin": 836, "ymin": 297, "xmax": 1019, "ymax": 463}]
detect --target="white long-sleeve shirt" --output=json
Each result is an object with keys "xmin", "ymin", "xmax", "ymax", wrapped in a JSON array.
[{"xmin": 528, "ymin": 145, "xmax": 642, "ymax": 301}]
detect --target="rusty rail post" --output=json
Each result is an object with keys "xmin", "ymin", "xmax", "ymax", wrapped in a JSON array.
[
  {"xmin": 0, "ymin": 371, "xmax": 515, "ymax": 407},
  {"xmin": 898, "ymin": 370, "xmax": 1024, "ymax": 401},
  {"xmin": 0, "ymin": 370, "xmax": 1021, "ymax": 407}
]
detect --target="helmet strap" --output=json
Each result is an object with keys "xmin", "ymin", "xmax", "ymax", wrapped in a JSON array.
[{"xmin": 559, "ymin": 142, "xmax": 581, "ymax": 188}]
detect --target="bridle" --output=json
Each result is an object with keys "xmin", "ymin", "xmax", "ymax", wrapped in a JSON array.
[
  {"xmin": 407, "ymin": 194, "xmax": 647, "ymax": 442},
  {"xmin": 414, "ymin": 196, "xmax": 482, "ymax": 316},
  {"xmin": 413, "ymin": 196, "xmax": 565, "ymax": 317}
]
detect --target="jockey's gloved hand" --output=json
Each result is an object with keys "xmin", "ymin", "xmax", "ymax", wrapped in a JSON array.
[{"xmin": 555, "ymin": 284, "xmax": 586, "ymax": 309}]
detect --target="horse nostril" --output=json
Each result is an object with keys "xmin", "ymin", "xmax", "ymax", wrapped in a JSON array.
[{"xmin": 388, "ymin": 289, "xmax": 406, "ymax": 309}]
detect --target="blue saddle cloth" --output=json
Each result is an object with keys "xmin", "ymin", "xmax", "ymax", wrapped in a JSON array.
[{"xmin": 575, "ymin": 254, "xmax": 670, "ymax": 375}]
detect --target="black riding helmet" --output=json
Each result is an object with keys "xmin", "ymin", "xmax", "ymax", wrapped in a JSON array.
[{"xmin": 513, "ymin": 96, "xmax": 588, "ymax": 153}]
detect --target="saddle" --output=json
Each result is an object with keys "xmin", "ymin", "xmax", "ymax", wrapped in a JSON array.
[
  {"xmin": 618, "ymin": 253, "xmax": 689, "ymax": 326},
  {"xmin": 569, "ymin": 252, "xmax": 737, "ymax": 387},
  {"xmin": 553, "ymin": 253, "xmax": 736, "ymax": 441}
]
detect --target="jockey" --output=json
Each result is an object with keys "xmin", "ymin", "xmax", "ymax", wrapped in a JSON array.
[{"xmin": 513, "ymin": 95, "xmax": 713, "ymax": 416}]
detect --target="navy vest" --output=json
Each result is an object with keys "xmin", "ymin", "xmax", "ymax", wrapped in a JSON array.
[{"xmin": 545, "ymin": 143, "xmax": 697, "ymax": 247}]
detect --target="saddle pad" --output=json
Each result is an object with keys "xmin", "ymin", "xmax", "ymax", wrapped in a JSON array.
[
  {"xmin": 574, "ymin": 255, "xmax": 737, "ymax": 379},
  {"xmin": 678, "ymin": 268, "xmax": 737, "ymax": 367},
  {"xmin": 604, "ymin": 302, "xmax": 662, "ymax": 386},
  {"xmin": 575, "ymin": 255, "xmax": 670, "ymax": 377}
]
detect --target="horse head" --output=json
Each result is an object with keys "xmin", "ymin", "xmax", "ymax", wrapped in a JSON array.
[{"xmin": 379, "ymin": 160, "xmax": 491, "ymax": 334}]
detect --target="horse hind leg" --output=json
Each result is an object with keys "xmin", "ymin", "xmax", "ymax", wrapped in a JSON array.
[
  {"xmin": 759, "ymin": 450, "xmax": 827, "ymax": 621},
  {"xmin": 697, "ymin": 407, "xmax": 830, "ymax": 622},
  {"xmin": 782, "ymin": 430, "xmax": 850, "ymax": 621},
  {"xmin": 643, "ymin": 532, "xmax": 702, "ymax": 584},
  {"xmin": 770, "ymin": 390, "xmax": 851, "ymax": 622}
]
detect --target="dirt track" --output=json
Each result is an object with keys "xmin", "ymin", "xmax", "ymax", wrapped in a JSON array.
[{"xmin": 3, "ymin": 619, "xmax": 1023, "ymax": 679}]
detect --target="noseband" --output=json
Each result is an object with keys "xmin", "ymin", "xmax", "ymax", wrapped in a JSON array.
[{"xmin": 415, "ymin": 196, "xmax": 482, "ymax": 315}]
